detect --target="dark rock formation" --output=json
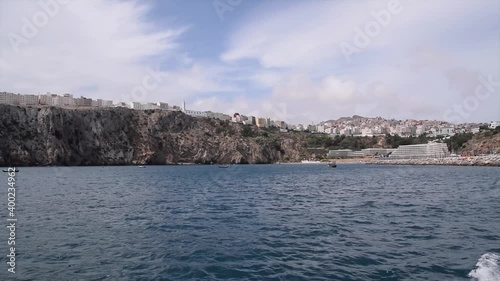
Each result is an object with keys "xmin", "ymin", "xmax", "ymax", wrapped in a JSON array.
[{"xmin": 0, "ymin": 105, "xmax": 307, "ymax": 166}]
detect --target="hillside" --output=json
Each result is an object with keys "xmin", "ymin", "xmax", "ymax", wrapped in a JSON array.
[
  {"xmin": 323, "ymin": 115, "xmax": 368, "ymax": 124},
  {"xmin": 0, "ymin": 105, "xmax": 309, "ymax": 166},
  {"xmin": 461, "ymin": 128, "xmax": 500, "ymax": 154}
]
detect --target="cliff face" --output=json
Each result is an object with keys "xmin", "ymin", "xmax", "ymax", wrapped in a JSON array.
[{"xmin": 0, "ymin": 105, "xmax": 306, "ymax": 166}]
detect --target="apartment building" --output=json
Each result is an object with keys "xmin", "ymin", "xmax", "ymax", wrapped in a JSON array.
[
  {"xmin": 142, "ymin": 103, "xmax": 160, "ymax": 110},
  {"xmin": 20, "ymin": 94, "xmax": 38, "ymax": 106},
  {"xmin": 130, "ymin": 102, "xmax": 142, "ymax": 110},
  {"xmin": 102, "ymin": 100, "xmax": 113, "ymax": 107},
  {"xmin": 256, "ymin": 118, "xmax": 268, "ymax": 128},
  {"xmin": 51, "ymin": 95, "xmax": 62, "ymax": 106},
  {"xmin": 79, "ymin": 97, "xmax": 92, "ymax": 107},
  {"xmin": 62, "ymin": 94, "xmax": 75, "ymax": 107},
  {"xmin": 340, "ymin": 128, "xmax": 351, "ymax": 136},
  {"xmin": 427, "ymin": 126, "xmax": 455, "ymax": 137},
  {"xmin": 38, "ymin": 93, "xmax": 50, "ymax": 105},
  {"xmin": 308, "ymin": 125, "xmax": 317, "ymax": 132},
  {"xmin": 416, "ymin": 125, "xmax": 426, "ymax": 136},
  {"xmin": 274, "ymin": 120, "xmax": 287, "ymax": 129},
  {"xmin": 184, "ymin": 109, "xmax": 207, "ymax": 118},
  {"xmin": 115, "ymin": 102, "xmax": 128, "ymax": 107},
  {"xmin": 205, "ymin": 111, "xmax": 226, "ymax": 120},
  {"xmin": 157, "ymin": 102, "xmax": 168, "ymax": 110},
  {"xmin": 438, "ymin": 126, "xmax": 455, "ymax": 136},
  {"xmin": 75, "ymin": 98, "xmax": 84, "ymax": 107},
  {"xmin": 361, "ymin": 128, "xmax": 373, "ymax": 136},
  {"xmin": 0, "ymin": 92, "xmax": 20, "ymax": 105}
]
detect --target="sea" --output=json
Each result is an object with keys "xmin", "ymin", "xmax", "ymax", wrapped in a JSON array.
[{"xmin": 1, "ymin": 164, "xmax": 499, "ymax": 281}]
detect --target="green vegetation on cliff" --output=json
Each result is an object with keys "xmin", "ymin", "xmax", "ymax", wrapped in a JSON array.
[
  {"xmin": 444, "ymin": 132, "xmax": 474, "ymax": 152},
  {"xmin": 303, "ymin": 133, "xmax": 432, "ymax": 150},
  {"xmin": 460, "ymin": 127, "xmax": 500, "ymax": 154}
]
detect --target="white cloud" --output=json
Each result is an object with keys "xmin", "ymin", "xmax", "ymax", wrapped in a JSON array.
[
  {"xmin": 0, "ymin": 0, "xmax": 228, "ymax": 106},
  {"xmin": 0, "ymin": 0, "xmax": 498, "ymax": 124},
  {"xmin": 221, "ymin": 1, "xmax": 368, "ymax": 68},
  {"xmin": 222, "ymin": 0, "xmax": 496, "ymax": 69},
  {"xmin": 251, "ymin": 71, "xmax": 283, "ymax": 88},
  {"xmin": 220, "ymin": 0, "xmax": 499, "ymax": 123}
]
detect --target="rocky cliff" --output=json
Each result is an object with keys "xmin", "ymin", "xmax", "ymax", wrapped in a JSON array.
[
  {"xmin": 462, "ymin": 132, "xmax": 500, "ymax": 155},
  {"xmin": 0, "ymin": 105, "xmax": 307, "ymax": 166}
]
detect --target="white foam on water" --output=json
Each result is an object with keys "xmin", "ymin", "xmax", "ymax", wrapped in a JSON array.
[{"xmin": 469, "ymin": 253, "xmax": 500, "ymax": 281}]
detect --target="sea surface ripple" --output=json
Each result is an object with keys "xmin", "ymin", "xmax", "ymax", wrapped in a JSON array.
[{"xmin": 1, "ymin": 164, "xmax": 499, "ymax": 280}]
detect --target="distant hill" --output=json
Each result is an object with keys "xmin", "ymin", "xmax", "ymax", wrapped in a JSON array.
[
  {"xmin": 320, "ymin": 115, "xmax": 468, "ymax": 127},
  {"xmin": 323, "ymin": 115, "xmax": 369, "ymax": 124}
]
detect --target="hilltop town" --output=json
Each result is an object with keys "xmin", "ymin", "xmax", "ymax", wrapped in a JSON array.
[{"xmin": 1, "ymin": 91, "xmax": 498, "ymax": 140}]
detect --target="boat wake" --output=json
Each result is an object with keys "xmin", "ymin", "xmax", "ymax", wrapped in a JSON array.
[{"xmin": 469, "ymin": 253, "xmax": 500, "ymax": 281}]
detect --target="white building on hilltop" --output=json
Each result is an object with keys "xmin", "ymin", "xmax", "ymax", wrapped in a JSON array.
[
  {"xmin": 142, "ymin": 103, "xmax": 159, "ymax": 110},
  {"xmin": 102, "ymin": 100, "xmax": 113, "ymax": 107},
  {"xmin": 63, "ymin": 93, "xmax": 75, "ymax": 107},
  {"xmin": 38, "ymin": 93, "xmax": 51, "ymax": 105},
  {"xmin": 157, "ymin": 102, "xmax": 168, "ymax": 110},
  {"xmin": 51, "ymin": 95, "xmax": 62, "ymax": 106},
  {"xmin": 130, "ymin": 102, "xmax": 142, "ymax": 110},
  {"xmin": 206, "ymin": 111, "xmax": 231, "ymax": 121},
  {"xmin": 0, "ymin": 92, "xmax": 20, "ymax": 105},
  {"xmin": 184, "ymin": 109, "xmax": 207, "ymax": 118},
  {"xmin": 490, "ymin": 121, "xmax": 500, "ymax": 129},
  {"xmin": 20, "ymin": 94, "xmax": 38, "ymax": 105},
  {"xmin": 181, "ymin": 100, "xmax": 207, "ymax": 118}
]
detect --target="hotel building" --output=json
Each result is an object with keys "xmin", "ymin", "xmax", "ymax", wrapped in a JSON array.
[{"xmin": 389, "ymin": 142, "xmax": 450, "ymax": 159}]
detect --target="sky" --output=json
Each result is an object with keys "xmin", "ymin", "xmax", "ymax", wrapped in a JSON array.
[{"xmin": 0, "ymin": 0, "xmax": 499, "ymax": 124}]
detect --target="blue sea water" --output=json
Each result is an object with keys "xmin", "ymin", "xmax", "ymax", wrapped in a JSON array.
[{"xmin": 1, "ymin": 164, "xmax": 499, "ymax": 280}]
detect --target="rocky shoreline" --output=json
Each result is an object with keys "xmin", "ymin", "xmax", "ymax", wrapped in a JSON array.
[{"xmin": 368, "ymin": 155, "xmax": 500, "ymax": 167}]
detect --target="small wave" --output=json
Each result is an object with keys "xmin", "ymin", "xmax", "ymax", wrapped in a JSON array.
[{"xmin": 468, "ymin": 253, "xmax": 500, "ymax": 281}]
